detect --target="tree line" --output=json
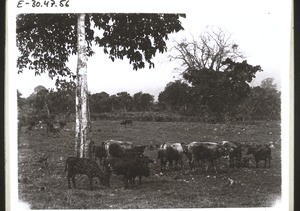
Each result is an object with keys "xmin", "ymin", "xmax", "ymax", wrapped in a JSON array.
[
  {"xmin": 18, "ymin": 76, "xmax": 280, "ymax": 128},
  {"xmin": 158, "ymin": 78, "xmax": 280, "ymax": 122}
]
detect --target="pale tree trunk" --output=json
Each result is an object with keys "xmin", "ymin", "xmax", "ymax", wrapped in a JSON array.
[
  {"xmin": 75, "ymin": 68, "xmax": 81, "ymax": 157},
  {"xmin": 75, "ymin": 13, "xmax": 90, "ymax": 158}
]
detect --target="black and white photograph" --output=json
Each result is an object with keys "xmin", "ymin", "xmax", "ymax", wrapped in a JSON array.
[{"xmin": 5, "ymin": 0, "xmax": 293, "ymax": 210}]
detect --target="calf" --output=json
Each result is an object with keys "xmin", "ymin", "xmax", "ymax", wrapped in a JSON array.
[
  {"xmin": 246, "ymin": 143, "xmax": 272, "ymax": 168},
  {"xmin": 64, "ymin": 157, "xmax": 110, "ymax": 190},
  {"xmin": 157, "ymin": 143, "xmax": 184, "ymax": 171}
]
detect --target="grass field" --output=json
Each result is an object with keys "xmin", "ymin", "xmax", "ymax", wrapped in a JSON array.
[{"xmin": 18, "ymin": 120, "xmax": 281, "ymax": 209}]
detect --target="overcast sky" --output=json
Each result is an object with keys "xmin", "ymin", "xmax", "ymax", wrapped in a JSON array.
[{"xmin": 15, "ymin": 0, "xmax": 292, "ymax": 100}]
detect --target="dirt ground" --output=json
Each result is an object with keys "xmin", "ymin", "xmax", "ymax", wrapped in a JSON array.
[{"xmin": 18, "ymin": 120, "xmax": 281, "ymax": 209}]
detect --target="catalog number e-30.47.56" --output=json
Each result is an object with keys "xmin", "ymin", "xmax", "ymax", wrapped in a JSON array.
[{"xmin": 17, "ymin": 0, "xmax": 70, "ymax": 8}]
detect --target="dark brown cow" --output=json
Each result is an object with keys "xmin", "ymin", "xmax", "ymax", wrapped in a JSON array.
[
  {"xmin": 107, "ymin": 153, "xmax": 153, "ymax": 188},
  {"xmin": 246, "ymin": 142, "xmax": 274, "ymax": 168},
  {"xmin": 64, "ymin": 157, "xmax": 110, "ymax": 190}
]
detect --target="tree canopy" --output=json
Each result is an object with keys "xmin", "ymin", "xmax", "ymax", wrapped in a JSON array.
[{"xmin": 17, "ymin": 13, "xmax": 185, "ymax": 81}]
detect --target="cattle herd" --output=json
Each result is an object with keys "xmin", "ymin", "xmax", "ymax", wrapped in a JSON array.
[{"xmin": 64, "ymin": 139, "xmax": 275, "ymax": 190}]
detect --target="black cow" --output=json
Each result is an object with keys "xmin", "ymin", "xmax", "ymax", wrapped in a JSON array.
[
  {"xmin": 246, "ymin": 143, "xmax": 273, "ymax": 168},
  {"xmin": 104, "ymin": 140, "xmax": 146, "ymax": 158},
  {"xmin": 64, "ymin": 157, "xmax": 110, "ymax": 190},
  {"xmin": 108, "ymin": 154, "xmax": 153, "ymax": 188}
]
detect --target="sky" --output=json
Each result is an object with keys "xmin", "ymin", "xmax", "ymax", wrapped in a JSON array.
[{"xmin": 15, "ymin": 0, "xmax": 292, "ymax": 100}]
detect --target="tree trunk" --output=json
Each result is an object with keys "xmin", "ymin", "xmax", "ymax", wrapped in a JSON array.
[
  {"xmin": 75, "ymin": 13, "xmax": 90, "ymax": 158},
  {"xmin": 75, "ymin": 67, "xmax": 81, "ymax": 157}
]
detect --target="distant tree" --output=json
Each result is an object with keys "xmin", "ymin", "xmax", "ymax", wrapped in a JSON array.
[
  {"xmin": 28, "ymin": 86, "xmax": 51, "ymax": 116},
  {"xmin": 236, "ymin": 78, "xmax": 281, "ymax": 121},
  {"xmin": 253, "ymin": 78, "xmax": 281, "ymax": 120},
  {"xmin": 133, "ymin": 92, "xmax": 154, "ymax": 111},
  {"xmin": 20, "ymin": 83, "xmax": 75, "ymax": 130},
  {"xmin": 47, "ymin": 86, "xmax": 76, "ymax": 118},
  {"xmin": 17, "ymin": 90, "xmax": 26, "ymax": 132},
  {"xmin": 170, "ymin": 28, "xmax": 262, "ymax": 122},
  {"xmin": 116, "ymin": 92, "xmax": 133, "ymax": 112},
  {"xmin": 17, "ymin": 90, "xmax": 25, "ymax": 110},
  {"xmin": 260, "ymin": 78, "xmax": 278, "ymax": 90},
  {"xmin": 89, "ymin": 92, "xmax": 111, "ymax": 113},
  {"xmin": 20, "ymin": 86, "xmax": 51, "ymax": 130},
  {"xmin": 109, "ymin": 94, "xmax": 118, "ymax": 112},
  {"xmin": 158, "ymin": 80, "xmax": 191, "ymax": 113},
  {"xmin": 34, "ymin": 85, "xmax": 47, "ymax": 93}
]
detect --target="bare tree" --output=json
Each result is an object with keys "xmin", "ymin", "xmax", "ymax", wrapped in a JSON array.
[{"xmin": 170, "ymin": 27, "xmax": 244, "ymax": 72}]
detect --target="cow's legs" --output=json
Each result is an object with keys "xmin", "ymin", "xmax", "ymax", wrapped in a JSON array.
[
  {"xmin": 71, "ymin": 175, "xmax": 76, "ymax": 188},
  {"xmin": 67, "ymin": 173, "xmax": 72, "ymax": 188},
  {"xmin": 89, "ymin": 176, "xmax": 94, "ymax": 190}
]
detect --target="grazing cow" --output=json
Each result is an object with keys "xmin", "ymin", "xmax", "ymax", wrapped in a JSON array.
[
  {"xmin": 64, "ymin": 157, "xmax": 110, "ymax": 190},
  {"xmin": 157, "ymin": 143, "xmax": 184, "ymax": 171},
  {"xmin": 120, "ymin": 119, "xmax": 133, "ymax": 126},
  {"xmin": 108, "ymin": 154, "xmax": 153, "ymax": 188},
  {"xmin": 246, "ymin": 143, "xmax": 273, "ymax": 168},
  {"xmin": 184, "ymin": 142, "xmax": 224, "ymax": 171}
]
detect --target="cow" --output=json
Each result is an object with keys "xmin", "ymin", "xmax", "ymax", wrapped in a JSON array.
[
  {"xmin": 157, "ymin": 142, "xmax": 184, "ymax": 171},
  {"xmin": 246, "ymin": 142, "xmax": 273, "ymax": 168},
  {"xmin": 103, "ymin": 140, "xmax": 133, "ymax": 158},
  {"xmin": 104, "ymin": 139, "xmax": 147, "ymax": 157},
  {"xmin": 183, "ymin": 142, "xmax": 216, "ymax": 168},
  {"xmin": 64, "ymin": 157, "xmax": 110, "ymax": 190},
  {"xmin": 219, "ymin": 141, "xmax": 243, "ymax": 168},
  {"xmin": 107, "ymin": 153, "xmax": 153, "ymax": 188},
  {"xmin": 184, "ymin": 141, "xmax": 225, "ymax": 171},
  {"xmin": 120, "ymin": 119, "xmax": 133, "ymax": 126}
]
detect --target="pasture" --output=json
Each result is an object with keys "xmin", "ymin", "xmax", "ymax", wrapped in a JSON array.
[{"xmin": 18, "ymin": 120, "xmax": 281, "ymax": 209}]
